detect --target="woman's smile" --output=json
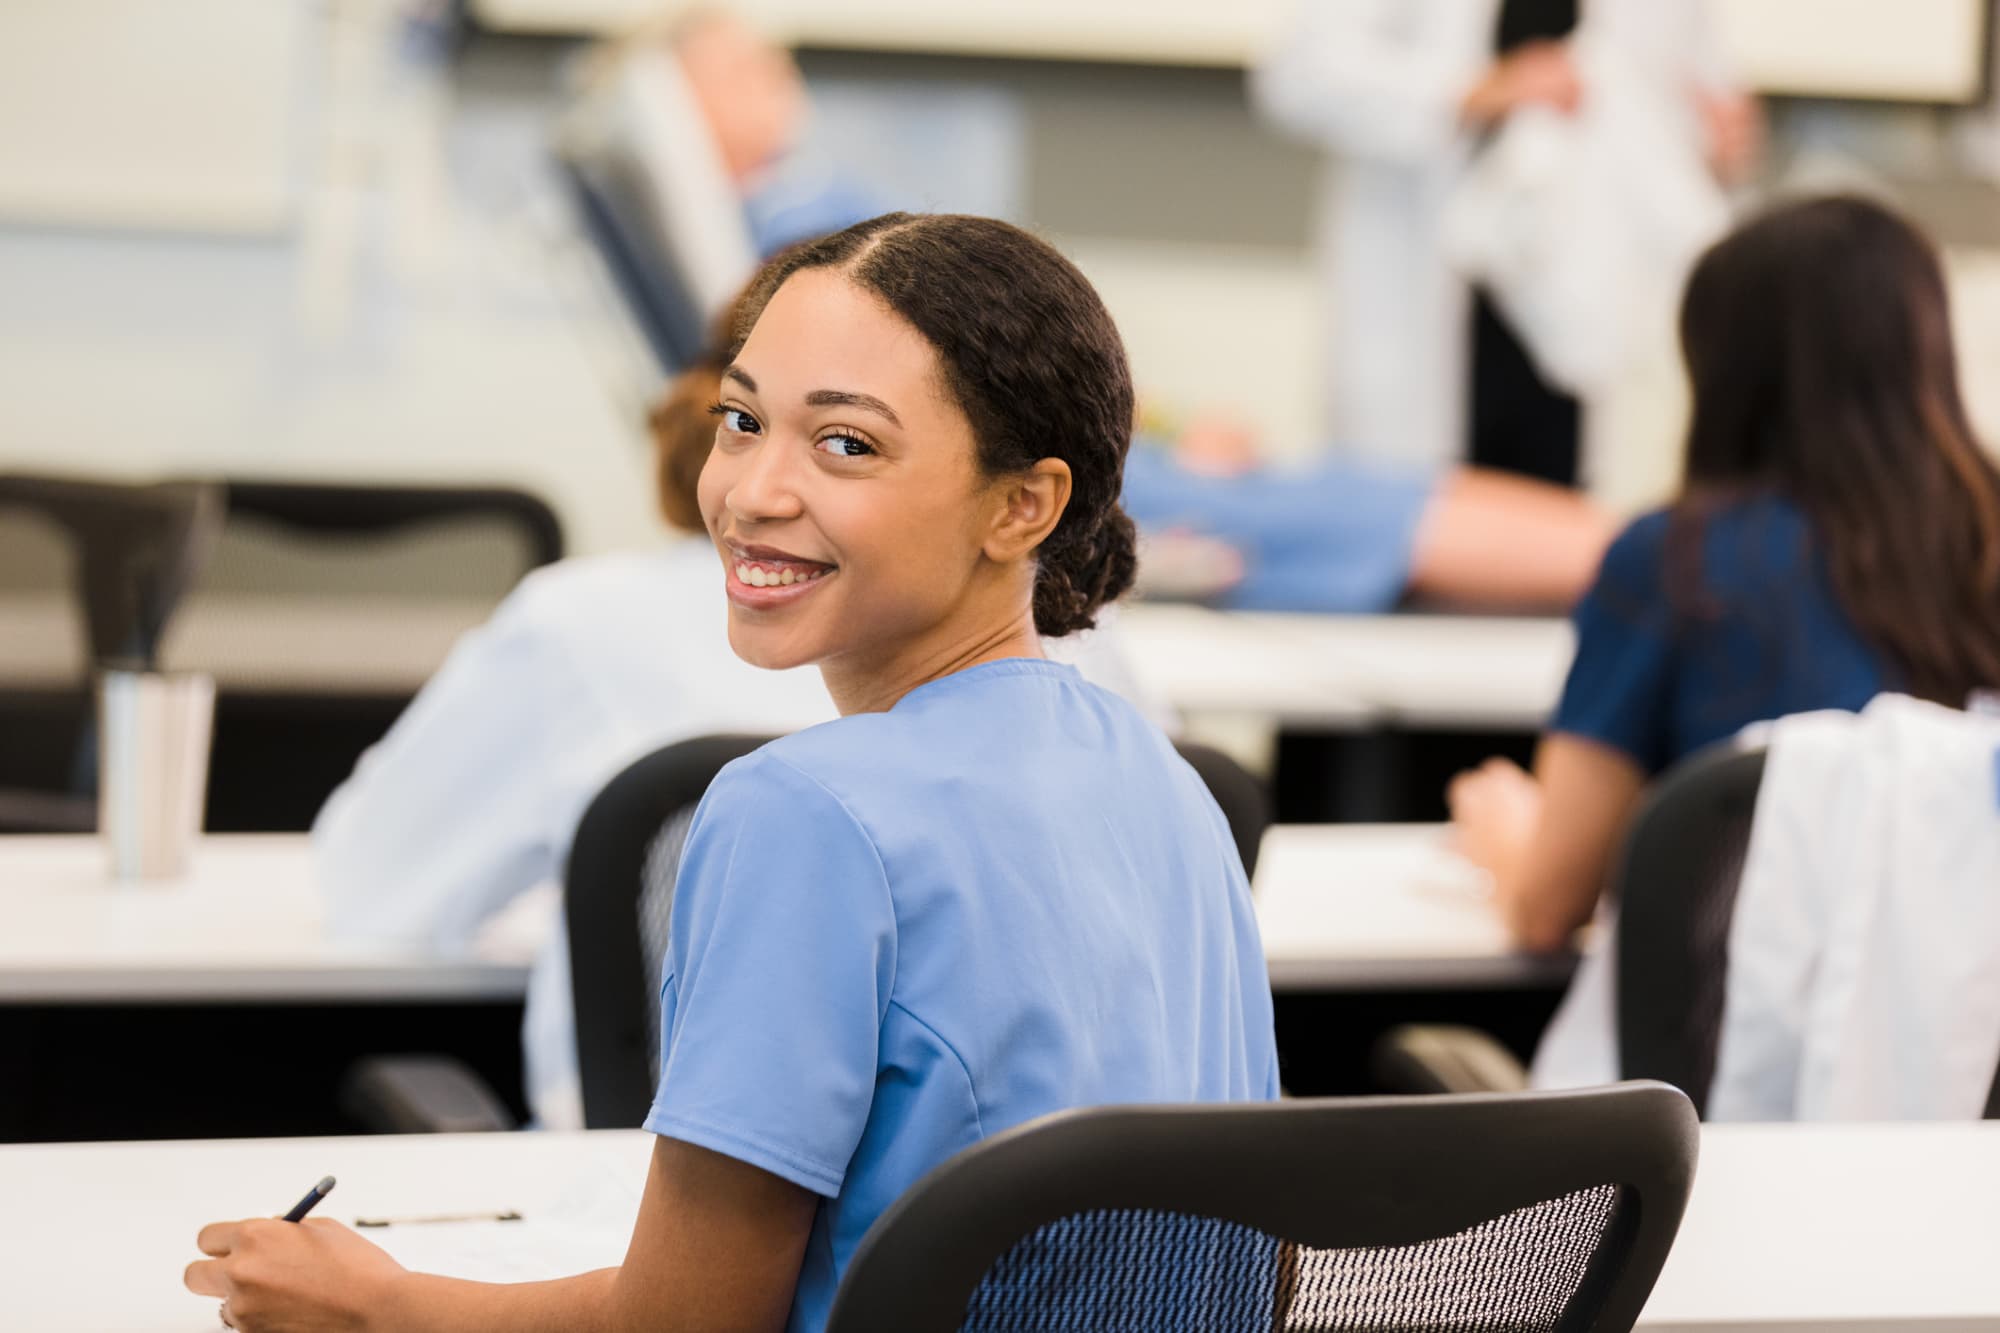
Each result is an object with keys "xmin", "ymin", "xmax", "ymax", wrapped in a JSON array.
[{"xmin": 722, "ymin": 541, "xmax": 838, "ymax": 610}]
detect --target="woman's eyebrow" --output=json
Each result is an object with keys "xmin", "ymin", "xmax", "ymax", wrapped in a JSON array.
[
  {"xmin": 723, "ymin": 366, "xmax": 757, "ymax": 392},
  {"xmin": 806, "ymin": 388, "xmax": 902, "ymax": 427}
]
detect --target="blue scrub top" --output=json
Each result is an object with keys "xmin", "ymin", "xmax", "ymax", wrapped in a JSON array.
[
  {"xmin": 1553, "ymin": 494, "xmax": 1892, "ymax": 774},
  {"xmin": 1120, "ymin": 442, "xmax": 1436, "ymax": 614},
  {"xmin": 643, "ymin": 658, "xmax": 1280, "ymax": 1333}
]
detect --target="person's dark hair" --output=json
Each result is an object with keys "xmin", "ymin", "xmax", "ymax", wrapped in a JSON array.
[
  {"xmin": 728, "ymin": 213, "xmax": 1138, "ymax": 637},
  {"xmin": 1674, "ymin": 194, "xmax": 2000, "ymax": 705}
]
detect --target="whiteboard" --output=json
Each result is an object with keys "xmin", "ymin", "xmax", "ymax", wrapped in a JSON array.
[
  {"xmin": 475, "ymin": 0, "xmax": 1994, "ymax": 103},
  {"xmin": 1716, "ymin": 0, "xmax": 1991, "ymax": 103}
]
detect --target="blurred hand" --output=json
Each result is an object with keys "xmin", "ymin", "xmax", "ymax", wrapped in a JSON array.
[
  {"xmin": 1175, "ymin": 413, "xmax": 1263, "ymax": 476},
  {"xmin": 186, "ymin": 1217, "xmax": 406, "ymax": 1332},
  {"xmin": 675, "ymin": 13, "xmax": 808, "ymax": 185},
  {"xmin": 1447, "ymin": 756, "xmax": 1542, "ymax": 881},
  {"xmin": 1461, "ymin": 42, "xmax": 1583, "ymax": 126},
  {"xmin": 1695, "ymin": 88, "xmax": 1763, "ymax": 184}
]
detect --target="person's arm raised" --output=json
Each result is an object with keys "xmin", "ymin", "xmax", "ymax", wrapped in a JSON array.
[{"xmin": 187, "ymin": 1137, "xmax": 818, "ymax": 1333}]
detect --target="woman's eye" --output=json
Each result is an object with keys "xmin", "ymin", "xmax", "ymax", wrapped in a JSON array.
[
  {"xmin": 816, "ymin": 433, "xmax": 875, "ymax": 458},
  {"xmin": 720, "ymin": 408, "xmax": 760, "ymax": 435}
]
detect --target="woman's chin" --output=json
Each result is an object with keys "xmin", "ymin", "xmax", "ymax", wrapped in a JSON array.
[{"xmin": 725, "ymin": 624, "xmax": 819, "ymax": 673}]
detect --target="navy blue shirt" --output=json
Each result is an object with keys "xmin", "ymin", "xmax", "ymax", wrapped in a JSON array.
[{"xmin": 1553, "ymin": 494, "xmax": 1892, "ymax": 774}]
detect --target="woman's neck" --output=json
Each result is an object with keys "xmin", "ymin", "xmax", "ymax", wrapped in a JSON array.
[{"xmin": 820, "ymin": 609, "xmax": 1044, "ymax": 716}]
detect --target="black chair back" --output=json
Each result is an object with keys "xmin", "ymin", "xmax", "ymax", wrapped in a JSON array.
[
  {"xmin": 828, "ymin": 1082, "xmax": 1698, "ymax": 1333},
  {"xmin": 566, "ymin": 733, "xmax": 772, "ymax": 1128},
  {"xmin": 1173, "ymin": 740, "xmax": 1271, "ymax": 878},
  {"xmin": 564, "ymin": 734, "xmax": 1277, "ymax": 1129},
  {"xmin": 0, "ymin": 472, "xmax": 223, "ymax": 670},
  {"xmin": 557, "ymin": 152, "xmax": 708, "ymax": 374},
  {"xmin": 188, "ymin": 479, "xmax": 562, "ymax": 831},
  {"xmin": 1614, "ymin": 737, "xmax": 2000, "ymax": 1118},
  {"xmin": 1612, "ymin": 743, "xmax": 1767, "ymax": 1113},
  {"xmin": 0, "ymin": 474, "xmax": 223, "ymax": 831}
]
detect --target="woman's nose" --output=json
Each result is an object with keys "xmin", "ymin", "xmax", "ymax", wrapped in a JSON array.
[{"xmin": 725, "ymin": 437, "xmax": 805, "ymax": 523}]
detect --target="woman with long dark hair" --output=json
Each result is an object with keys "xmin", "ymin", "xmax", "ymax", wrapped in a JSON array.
[
  {"xmin": 184, "ymin": 214, "xmax": 1278, "ymax": 1332},
  {"xmin": 1452, "ymin": 194, "xmax": 2000, "ymax": 954}
]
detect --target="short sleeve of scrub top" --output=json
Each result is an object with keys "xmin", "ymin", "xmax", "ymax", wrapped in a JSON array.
[
  {"xmin": 1550, "ymin": 512, "xmax": 1677, "ymax": 774},
  {"xmin": 644, "ymin": 750, "xmax": 895, "ymax": 1196}
]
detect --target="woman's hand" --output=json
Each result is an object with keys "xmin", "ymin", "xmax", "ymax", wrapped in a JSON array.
[
  {"xmin": 1460, "ymin": 41, "xmax": 1583, "ymax": 127},
  {"xmin": 186, "ymin": 1217, "xmax": 408, "ymax": 1332},
  {"xmin": 1447, "ymin": 756, "xmax": 1543, "ymax": 885},
  {"xmin": 1694, "ymin": 88, "xmax": 1764, "ymax": 184}
]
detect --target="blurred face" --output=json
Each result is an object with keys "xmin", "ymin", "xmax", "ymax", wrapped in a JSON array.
[{"xmin": 698, "ymin": 269, "xmax": 1004, "ymax": 678}]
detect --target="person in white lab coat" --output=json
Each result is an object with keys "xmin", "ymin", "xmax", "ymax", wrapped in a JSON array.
[
  {"xmin": 1253, "ymin": 0, "xmax": 1757, "ymax": 484},
  {"xmin": 313, "ymin": 348, "xmax": 1151, "ymax": 1130}
]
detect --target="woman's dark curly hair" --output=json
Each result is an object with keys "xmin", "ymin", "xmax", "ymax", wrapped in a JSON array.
[{"xmin": 728, "ymin": 213, "xmax": 1138, "ymax": 637}]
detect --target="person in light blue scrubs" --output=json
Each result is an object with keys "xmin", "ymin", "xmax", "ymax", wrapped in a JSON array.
[{"xmin": 186, "ymin": 213, "xmax": 1278, "ymax": 1333}]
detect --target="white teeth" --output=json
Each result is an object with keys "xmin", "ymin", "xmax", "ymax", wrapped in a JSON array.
[{"xmin": 734, "ymin": 560, "xmax": 830, "ymax": 589}]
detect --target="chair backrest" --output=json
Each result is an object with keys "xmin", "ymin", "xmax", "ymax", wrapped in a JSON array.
[
  {"xmin": 187, "ymin": 479, "xmax": 563, "ymax": 831},
  {"xmin": 566, "ymin": 733, "xmax": 773, "ymax": 1129},
  {"xmin": 0, "ymin": 472, "xmax": 223, "ymax": 670},
  {"xmin": 827, "ymin": 1082, "xmax": 1698, "ymax": 1333},
  {"xmin": 564, "ymin": 734, "xmax": 1279, "ymax": 1129},
  {"xmin": 1614, "ymin": 736, "xmax": 2000, "ymax": 1119},
  {"xmin": 1612, "ymin": 742, "xmax": 1767, "ymax": 1114},
  {"xmin": 1173, "ymin": 741, "xmax": 1271, "ymax": 879},
  {"xmin": 558, "ymin": 153, "xmax": 708, "ymax": 373}
]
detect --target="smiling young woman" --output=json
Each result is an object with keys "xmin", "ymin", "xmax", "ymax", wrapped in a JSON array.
[{"xmin": 185, "ymin": 214, "xmax": 1279, "ymax": 1333}]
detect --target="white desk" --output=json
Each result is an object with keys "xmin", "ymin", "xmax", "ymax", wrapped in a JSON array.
[
  {"xmin": 5, "ymin": 1123, "xmax": 1995, "ymax": 1330},
  {"xmin": 1253, "ymin": 824, "xmax": 1572, "ymax": 991},
  {"xmin": 0, "ymin": 835, "xmax": 528, "ymax": 1003},
  {"xmin": 1120, "ymin": 604, "xmax": 1573, "ymax": 733},
  {"xmin": 0, "ymin": 827, "xmax": 1538, "ymax": 1004}
]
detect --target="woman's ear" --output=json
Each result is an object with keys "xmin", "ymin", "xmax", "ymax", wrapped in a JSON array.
[{"xmin": 985, "ymin": 458, "xmax": 1072, "ymax": 563}]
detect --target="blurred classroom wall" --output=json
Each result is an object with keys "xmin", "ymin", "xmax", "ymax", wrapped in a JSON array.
[{"xmin": 1, "ymin": 0, "xmax": 1997, "ymax": 553}]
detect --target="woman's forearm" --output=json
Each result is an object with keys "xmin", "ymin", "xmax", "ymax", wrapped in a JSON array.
[{"xmin": 380, "ymin": 1267, "xmax": 624, "ymax": 1333}]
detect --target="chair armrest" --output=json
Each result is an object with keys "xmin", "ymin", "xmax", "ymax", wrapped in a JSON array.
[
  {"xmin": 1371, "ymin": 1024, "xmax": 1530, "ymax": 1095},
  {"xmin": 338, "ymin": 1055, "xmax": 519, "ymax": 1134}
]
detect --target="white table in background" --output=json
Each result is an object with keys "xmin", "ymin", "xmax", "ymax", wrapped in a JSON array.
[
  {"xmin": 1119, "ymin": 604, "xmax": 1573, "ymax": 733},
  {"xmin": 1252, "ymin": 823, "xmax": 1574, "ymax": 991},
  {"xmin": 5, "ymin": 1122, "xmax": 1995, "ymax": 1331},
  {"xmin": 0, "ymin": 835, "xmax": 528, "ymax": 1004},
  {"xmin": 0, "ymin": 827, "xmax": 1548, "ymax": 1003}
]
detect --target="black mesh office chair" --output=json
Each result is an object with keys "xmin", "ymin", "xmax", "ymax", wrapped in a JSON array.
[
  {"xmin": 826, "ymin": 1082, "xmax": 1698, "ymax": 1332},
  {"xmin": 0, "ymin": 474, "xmax": 223, "ymax": 831},
  {"xmin": 183, "ymin": 479, "xmax": 562, "ymax": 831},
  {"xmin": 566, "ymin": 734, "xmax": 1275, "ymax": 1129}
]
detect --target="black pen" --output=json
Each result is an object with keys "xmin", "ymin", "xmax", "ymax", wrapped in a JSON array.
[{"xmin": 281, "ymin": 1176, "xmax": 337, "ymax": 1223}]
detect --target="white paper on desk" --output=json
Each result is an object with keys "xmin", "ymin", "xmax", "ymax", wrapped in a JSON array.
[{"xmin": 362, "ymin": 1156, "xmax": 640, "ymax": 1284}]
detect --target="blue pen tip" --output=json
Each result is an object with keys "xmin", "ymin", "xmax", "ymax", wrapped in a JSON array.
[{"xmin": 316, "ymin": 1175, "xmax": 336, "ymax": 1194}]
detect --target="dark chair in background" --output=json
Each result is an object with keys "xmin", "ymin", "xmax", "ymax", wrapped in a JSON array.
[
  {"xmin": 567, "ymin": 735, "xmax": 1274, "ymax": 1129},
  {"xmin": 1374, "ymin": 739, "xmax": 2000, "ymax": 1117},
  {"xmin": 0, "ymin": 474, "xmax": 223, "ymax": 831},
  {"xmin": 190, "ymin": 479, "xmax": 562, "ymax": 831},
  {"xmin": 827, "ymin": 1082, "xmax": 1698, "ymax": 1333},
  {"xmin": 1374, "ymin": 741, "xmax": 1768, "ymax": 1102},
  {"xmin": 557, "ymin": 153, "xmax": 708, "ymax": 375}
]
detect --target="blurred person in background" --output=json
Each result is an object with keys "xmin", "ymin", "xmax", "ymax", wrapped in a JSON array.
[
  {"xmin": 1255, "ymin": 0, "xmax": 1759, "ymax": 488},
  {"xmin": 1126, "ymin": 415, "xmax": 1613, "ymax": 612},
  {"xmin": 1450, "ymin": 196, "xmax": 2000, "ymax": 967}
]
